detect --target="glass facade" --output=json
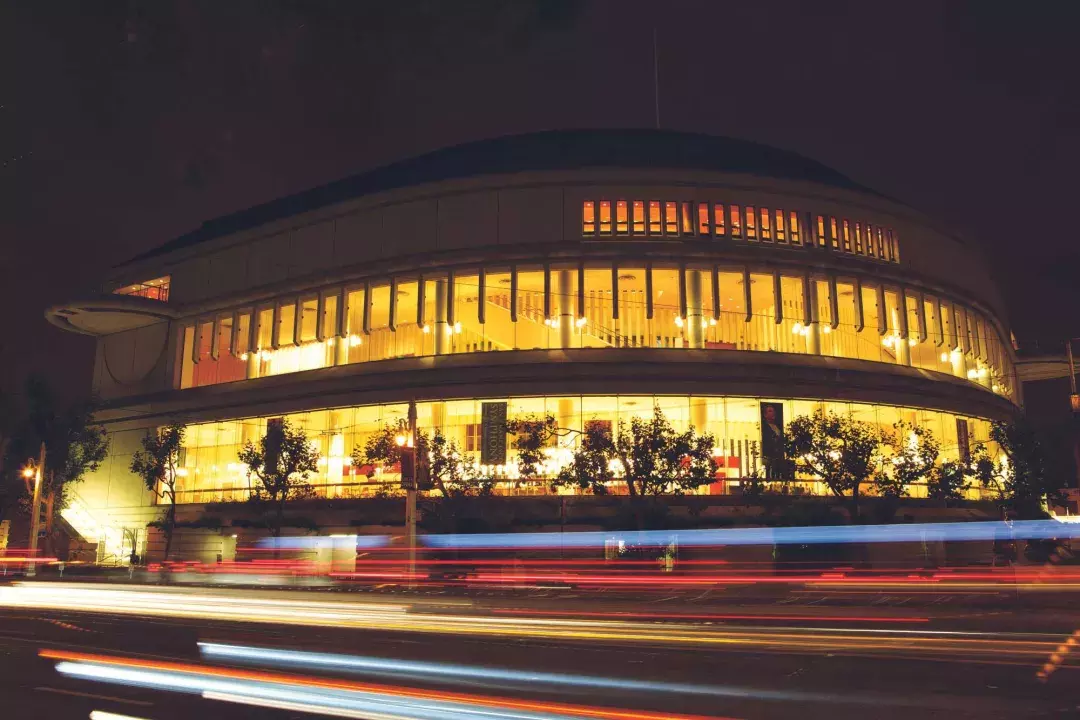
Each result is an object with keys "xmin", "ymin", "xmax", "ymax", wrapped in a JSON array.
[
  {"xmin": 113, "ymin": 275, "xmax": 170, "ymax": 302},
  {"xmin": 171, "ymin": 393, "xmax": 996, "ymax": 505},
  {"xmin": 179, "ymin": 264, "xmax": 1018, "ymax": 403}
]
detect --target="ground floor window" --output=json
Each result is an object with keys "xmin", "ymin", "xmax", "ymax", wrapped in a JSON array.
[{"xmin": 170, "ymin": 394, "xmax": 996, "ymax": 504}]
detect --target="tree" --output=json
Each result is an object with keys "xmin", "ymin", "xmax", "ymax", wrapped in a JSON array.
[
  {"xmin": 355, "ymin": 422, "xmax": 492, "ymax": 498},
  {"xmin": 880, "ymin": 421, "xmax": 940, "ymax": 498},
  {"xmin": 977, "ymin": 419, "xmax": 1065, "ymax": 518},
  {"xmin": 928, "ymin": 459, "xmax": 971, "ymax": 502},
  {"xmin": 785, "ymin": 409, "xmax": 884, "ymax": 521},
  {"xmin": 553, "ymin": 406, "xmax": 718, "ymax": 498},
  {"xmin": 130, "ymin": 424, "xmax": 185, "ymax": 560},
  {"xmin": 3, "ymin": 377, "xmax": 109, "ymax": 555},
  {"xmin": 505, "ymin": 414, "xmax": 564, "ymax": 480},
  {"xmin": 238, "ymin": 419, "xmax": 319, "ymax": 537}
]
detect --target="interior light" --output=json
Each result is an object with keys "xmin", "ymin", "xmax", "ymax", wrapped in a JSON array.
[
  {"xmin": 422, "ymin": 325, "xmax": 430, "ymax": 334},
  {"xmin": 349, "ymin": 335, "xmax": 362, "ymax": 347},
  {"xmin": 940, "ymin": 352, "xmax": 949, "ymax": 362},
  {"xmin": 674, "ymin": 316, "xmax": 684, "ymax": 327},
  {"xmin": 22, "ymin": 466, "xmax": 34, "ymax": 479},
  {"xmin": 791, "ymin": 322, "xmax": 803, "ymax": 334},
  {"xmin": 575, "ymin": 317, "xmax": 587, "ymax": 328},
  {"xmin": 709, "ymin": 318, "xmax": 717, "ymax": 326},
  {"xmin": 453, "ymin": 322, "xmax": 462, "ymax": 334},
  {"xmin": 908, "ymin": 338, "xmax": 917, "ymax": 346},
  {"xmin": 239, "ymin": 352, "xmax": 249, "ymax": 361},
  {"xmin": 822, "ymin": 325, "xmax": 831, "ymax": 334}
]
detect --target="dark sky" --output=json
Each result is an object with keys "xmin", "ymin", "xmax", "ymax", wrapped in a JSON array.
[{"xmin": 3, "ymin": 1, "xmax": 1079, "ymax": 402}]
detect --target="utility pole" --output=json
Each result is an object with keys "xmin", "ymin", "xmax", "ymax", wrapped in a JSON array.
[
  {"xmin": 397, "ymin": 400, "xmax": 418, "ymax": 589},
  {"xmin": 26, "ymin": 442, "xmax": 45, "ymax": 578}
]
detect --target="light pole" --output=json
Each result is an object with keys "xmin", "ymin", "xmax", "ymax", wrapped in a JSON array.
[
  {"xmin": 21, "ymin": 442, "xmax": 46, "ymax": 578},
  {"xmin": 396, "ymin": 401, "xmax": 418, "ymax": 588}
]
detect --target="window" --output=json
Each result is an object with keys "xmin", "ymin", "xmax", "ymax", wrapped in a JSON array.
[
  {"xmin": 842, "ymin": 219, "xmax": 852, "ymax": 252},
  {"xmin": 680, "ymin": 202, "xmax": 694, "ymax": 235},
  {"xmin": 615, "ymin": 200, "xmax": 629, "ymax": 234},
  {"xmin": 465, "ymin": 422, "xmax": 482, "ymax": 452},
  {"xmin": 729, "ymin": 205, "xmax": 742, "ymax": 239},
  {"xmin": 816, "ymin": 215, "xmax": 826, "ymax": 247},
  {"xmin": 866, "ymin": 224, "xmax": 876, "ymax": 258},
  {"xmin": 789, "ymin": 211, "xmax": 801, "ymax": 245},
  {"xmin": 745, "ymin": 206, "xmax": 757, "ymax": 240},
  {"xmin": 697, "ymin": 203, "xmax": 711, "ymax": 235},
  {"xmin": 759, "ymin": 207, "xmax": 771, "ymax": 241},
  {"xmin": 877, "ymin": 227, "xmax": 887, "ymax": 260},
  {"xmin": 854, "ymin": 222, "xmax": 863, "ymax": 254},
  {"xmin": 774, "ymin": 209, "xmax": 786, "ymax": 243},
  {"xmin": 713, "ymin": 204, "xmax": 726, "ymax": 236},
  {"xmin": 829, "ymin": 217, "xmax": 839, "ymax": 249},
  {"xmin": 632, "ymin": 201, "xmax": 646, "ymax": 235},
  {"xmin": 582, "ymin": 201, "xmax": 595, "ymax": 235},
  {"xmin": 889, "ymin": 229, "xmax": 900, "ymax": 262},
  {"xmin": 599, "ymin": 201, "xmax": 612, "ymax": 234},
  {"xmin": 648, "ymin": 201, "xmax": 662, "ymax": 235},
  {"xmin": 664, "ymin": 201, "xmax": 679, "ymax": 235},
  {"xmin": 114, "ymin": 275, "xmax": 171, "ymax": 302}
]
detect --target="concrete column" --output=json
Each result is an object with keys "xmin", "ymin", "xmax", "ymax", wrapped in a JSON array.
[
  {"xmin": 434, "ymin": 278, "xmax": 448, "ymax": 355},
  {"xmin": 897, "ymin": 338, "xmax": 912, "ymax": 366},
  {"xmin": 246, "ymin": 351, "xmax": 259, "ymax": 379},
  {"xmin": 690, "ymin": 397, "xmax": 708, "ymax": 433},
  {"xmin": 951, "ymin": 349, "xmax": 967, "ymax": 379},
  {"xmin": 431, "ymin": 401, "xmax": 446, "ymax": 432},
  {"xmin": 686, "ymin": 269, "xmax": 705, "ymax": 349},
  {"xmin": 806, "ymin": 280, "xmax": 821, "ymax": 356},
  {"xmin": 558, "ymin": 269, "xmax": 574, "ymax": 348}
]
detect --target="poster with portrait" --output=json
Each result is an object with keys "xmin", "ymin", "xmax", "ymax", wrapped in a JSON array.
[{"xmin": 759, "ymin": 402, "xmax": 785, "ymax": 478}]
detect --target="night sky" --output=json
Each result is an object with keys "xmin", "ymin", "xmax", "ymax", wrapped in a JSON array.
[{"xmin": 3, "ymin": 1, "xmax": 1079, "ymax": 402}]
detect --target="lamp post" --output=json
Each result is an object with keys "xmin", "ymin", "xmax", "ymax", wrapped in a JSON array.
[
  {"xmin": 21, "ymin": 442, "xmax": 46, "ymax": 578},
  {"xmin": 396, "ymin": 401, "xmax": 418, "ymax": 588}
]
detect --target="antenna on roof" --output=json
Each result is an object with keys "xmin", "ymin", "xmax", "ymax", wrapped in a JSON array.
[{"xmin": 652, "ymin": 27, "xmax": 661, "ymax": 129}]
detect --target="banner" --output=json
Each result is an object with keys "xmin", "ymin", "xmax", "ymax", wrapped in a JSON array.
[
  {"xmin": 956, "ymin": 418, "xmax": 970, "ymax": 464},
  {"xmin": 480, "ymin": 401, "xmax": 508, "ymax": 465},
  {"xmin": 759, "ymin": 402, "xmax": 785, "ymax": 479}
]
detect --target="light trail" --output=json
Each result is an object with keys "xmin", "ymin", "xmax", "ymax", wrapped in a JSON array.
[
  {"xmin": 7, "ymin": 583, "xmax": 1068, "ymax": 662},
  {"xmin": 45, "ymin": 650, "xmax": 728, "ymax": 720},
  {"xmin": 419, "ymin": 518, "xmax": 1080, "ymax": 550}
]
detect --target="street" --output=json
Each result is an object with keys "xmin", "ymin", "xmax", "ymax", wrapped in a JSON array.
[{"xmin": 1, "ymin": 580, "xmax": 1077, "ymax": 719}]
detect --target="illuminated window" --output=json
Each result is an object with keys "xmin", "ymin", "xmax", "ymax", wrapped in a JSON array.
[
  {"xmin": 729, "ymin": 205, "xmax": 742, "ymax": 239},
  {"xmin": 789, "ymin": 211, "xmax": 801, "ymax": 245},
  {"xmin": 648, "ymin": 201, "xmax": 662, "ymax": 235},
  {"xmin": 889, "ymin": 230, "xmax": 900, "ymax": 262},
  {"xmin": 599, "ymin": 200, "xmax": 612, "ymax": 235},
  {"xmin": 842, "ymin": 219, "xmax": 852, "ymax": 252},
  {"xmin": 632, "ymin": 201, "xmax": 646, "ymax": 235},
  {"xmin": 854, "ymin": 222, "xmax": 863, "ymax": 254},
  {"xmin": 664, "ymin": 201, "xmax": 679, "ymax": 235},
  {"xmin": 759, "ymin": 207, "xmax": 771, "ymax": 241},
  {"xmin": 880, "ymin": 228, "xmax": 890, "ymax": 261},
  {"xmin": 829, "ymin": 217, "xmax": 839, "ymax": 249},
  {"xmin": 876, "ymin": 227, "xmax": 886, "ymax": 260},
  {"xmin": 582, "ymin": 201, "xmax": 595, "ymax": 235},
  {"xmin": 714, "ymin": 204, "xmax": 726, "ymax": 236},
  {"xmin": 465, "ymin": 423, "xmax": 482, "ymax": 452},
  {"xmin": 774, "ymin": 209, "xmax": 786, "ymax": 243},
  {"xmin": 816, "ymin": 215, "xmax": 826, "ymax": 247},
  {"xmin": 615, "ymin": 200, "xmax": 629, "ymax": 234},
  {"xmin": 745, "ymin": 206, "xmax": 757, "ymax": 240},
  {"xmin": 680, "ymin": 202, "xmax": 693, "ymax": 235},
  {"xmin": 114, "ymin": 275, "xmax": 171, "ymax": 302},
  {"xmin": 697, "ymin": 203, "xmax": 711, "ymax": 235}
]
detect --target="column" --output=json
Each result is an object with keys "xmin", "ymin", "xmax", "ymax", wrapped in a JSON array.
[
  {"xmin": 558, "ymin": 269, "xmax": 574, "ymax": 348},
  {"xmin": 686, "ymin": 269, "xmax": 705, "ymax": 349},
  {"xmin": 434, "ymin": 278, "xmax": 449, "ymax": 355},
  {"xmin": 806, "ymin": 280, "xmax": 821, "ymax": 356},
  {"xmin": 690, "ymin": 397, "xmax": 708, "ymax": 433}
]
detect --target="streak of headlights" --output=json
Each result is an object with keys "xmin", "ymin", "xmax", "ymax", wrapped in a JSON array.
[{"xmin": 47, "ymin": 651, "xmax": 728, "ymax": 720}]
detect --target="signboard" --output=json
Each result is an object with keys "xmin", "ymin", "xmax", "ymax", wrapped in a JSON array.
[
  {"xmin": 480, "ymin": 402, "xmax": 508, "ymax": 465},
  {"xmin": 956, "ymin": 418, "xmax": 970, "ymax": 464},
  {"xmin": 759, "ymin": 402, "xmax": 785, "ymax": 479}
]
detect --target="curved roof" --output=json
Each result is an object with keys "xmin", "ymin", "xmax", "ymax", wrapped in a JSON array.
[{"xmin": 125, "ymin": 129, "xmax": 878, "ymax": 265}]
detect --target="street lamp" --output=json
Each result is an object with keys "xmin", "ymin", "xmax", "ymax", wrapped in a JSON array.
[{"xmin": 22, "ymin": 442, "xmax": 46, "ymax": 578}]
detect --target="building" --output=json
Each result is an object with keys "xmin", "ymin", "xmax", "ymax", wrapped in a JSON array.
[{"xmin": 47, "ymin": 129, "xmax": 1020, "ymax": 560}]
